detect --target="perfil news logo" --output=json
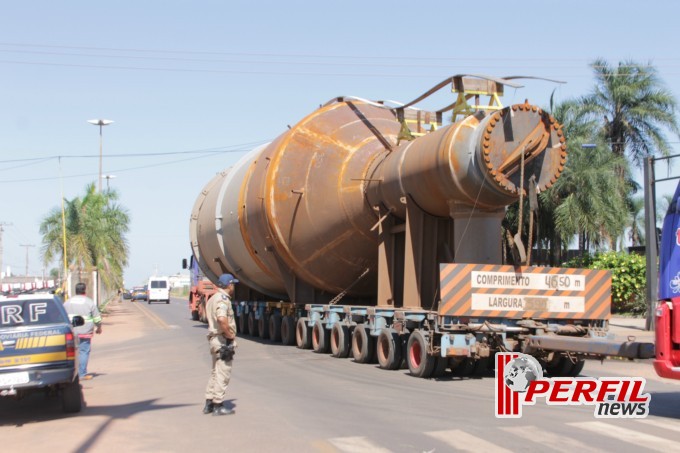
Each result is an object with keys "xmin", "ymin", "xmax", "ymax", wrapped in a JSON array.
[{"xmin": 495, "ymin": 353, "xmax": 650, "ymax": 418}]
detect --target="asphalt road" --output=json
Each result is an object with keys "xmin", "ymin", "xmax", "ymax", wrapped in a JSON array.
[{"xmin": 1, "ymin": 297, "xmax": 679, "ymax": 453}]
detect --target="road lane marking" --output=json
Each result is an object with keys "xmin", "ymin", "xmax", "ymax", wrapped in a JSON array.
[
  {"xmin": 424, "ymin": 430, "xmax": 512, "ymax": 452},
  {"xmin": 635, "ymin": 418, "xmax": 680, "ymax": 433},
  {"xmin": 568, "ymin": 421, "xmax": 678, "ymax": 452},
  {"xmin": 499, "ymin": 426, "xmax": 607, "ymax": 452},
  {"xmin": 327, "ymin": 436, "xmax": 392, "ymax": 453},
  {"xmin": 131, "ymin": 302, "xmax": 169, "ymax": 329}
]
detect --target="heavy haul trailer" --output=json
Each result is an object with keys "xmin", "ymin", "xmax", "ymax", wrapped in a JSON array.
[{"xmin": 189, "ymin": 75, "xmax": 654, "ymax": 378}]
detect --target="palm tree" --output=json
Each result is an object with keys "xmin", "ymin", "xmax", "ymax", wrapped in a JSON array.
[
  {"xmin": 533, "ymin": 99, "xmax": 630, "ymax": 260},
  {"xmin": 628, "ymin": 196, "xmax": 645, "ymax": 247},
  {"xmin": 551, "ymin": 140, "xmax": 629, "ymax": 252},
  {"xmin": 581, "ymin": 58, "xmax": 680, "ymax": 167},
  {"xmin": 657, "ymin": 193, "xmax": 673, "ymax": 225},
  {"xmin": 40, "ymin": 183, "xmax": 130, "ymax": 293}
]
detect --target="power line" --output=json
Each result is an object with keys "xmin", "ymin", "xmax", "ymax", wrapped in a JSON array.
[
  {"xmin": 2, "ymin": 42, "xmax": 680, "ymax": 64},
  {"xmin": 0, "ymin": 141, "xmax": 268, "ymax": 164},
  {"xmin": 0, "ymin": 150, "xmax": 238, "ymax": 184}
]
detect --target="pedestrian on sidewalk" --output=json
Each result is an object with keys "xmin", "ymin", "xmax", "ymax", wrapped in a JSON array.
[
  {"xmin": 203, "ymin": 273, "xmax": 238, "ymax": 416},
  {"xmin": 63, "ymin": 282, "xmax": 102, "ymax": 380}
]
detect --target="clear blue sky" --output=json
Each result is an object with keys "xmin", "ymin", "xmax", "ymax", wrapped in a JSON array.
[{"xmin": 1, "ymin": 1, "xmax": 679, "ymax": 286}]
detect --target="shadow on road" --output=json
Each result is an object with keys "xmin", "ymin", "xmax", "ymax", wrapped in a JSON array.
[{"xmin": 0, "ymin": 394, "xmax": 190, "ymax": 426}]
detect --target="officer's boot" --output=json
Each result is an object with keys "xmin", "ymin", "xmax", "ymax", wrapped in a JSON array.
[
  {"xmin": 213, "ymin": 403, "xmax": 235, "ymax": 416},
  {"xmin": 202, "ymin": 399, "xmax": 215, "ymax": 414}
]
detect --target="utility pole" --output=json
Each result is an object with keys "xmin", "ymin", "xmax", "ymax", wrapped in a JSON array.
[
  {"xmin": 643, "ymin": 156, "xmax": 657, "ymax": 331},
  {"xmin": 20, "ymin": 244, "xmax": 35, "ymax": 277},
  {"xmin": 0, "ymin": 222, "xmax": 12, "ymax": 285}
]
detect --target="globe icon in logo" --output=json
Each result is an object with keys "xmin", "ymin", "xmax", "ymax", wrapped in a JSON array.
[{"xmin": 504, "ymin": 355, "xmax": 544, "ymax": 393}]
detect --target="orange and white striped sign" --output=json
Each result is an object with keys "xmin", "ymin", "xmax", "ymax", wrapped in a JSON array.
[{"xmin": 439, "ymin": 263, "xmax": 611, "ymax": 319}]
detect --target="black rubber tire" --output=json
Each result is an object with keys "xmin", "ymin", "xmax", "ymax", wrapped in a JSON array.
[
  {"xmin": 248, "ymin": 312, "xmax": 259, "ymax": 337},
  {"xmin": 296, "ymin": 317, "xmax": 312, "ymax": 349},
  {"xmin": 406, "ymin": 330, "xmax": 435, "ymax": 378},
  {"xmin": 258, "ymin": 314, "xmax": 270, "ymax": 340},
  {"xmin": 269, "ymin": 313, "xmax": 282, "ymax": 342},
  {"xmin": 546, "ymin": 355, "xmax": 578, "ymax": 377},
  {"xmin": 377, "ymin": 328, "xmax": 402, "ymax": 370},
  {"xmin": 311, "ymin": 319, "xmax": 330, "ymax": 353},
  {"xmin": 351, "ymin": 324, "xmax": 376, "ymax": 364},
  {"xmin": 239, "ymin": 312, "xmax": 249, "ymax": 335},
  {"xmin": 450, "ymin": 358, "xmax": 476, "ymax": 377},
  {"xmin": 330, "ymin": 323, "xmax": 351, "ymax": 358},
  {"xmin": 61, "ymin": 377, "xmax": 82, "ymax": 413},
  {"xmin": 432, "ymin": 356, "xmax": 449, "ymax": 377},
  {"xmin": 191, "ymin": 310, "xmax": 199, "ymax": 321},
  {"xmin": 570, "ymin": 359, "xmax": 585, "ymax": 377},
  {"xmin": 473, "ymin": 357, "xmax": 491, "ymax": 376},
  {"xmin": 281, "ymin": 316, "xmax": 296, "ymax": 345}
]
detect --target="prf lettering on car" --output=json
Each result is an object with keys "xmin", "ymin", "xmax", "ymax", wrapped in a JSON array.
[{"xmin": 1, "ymin": 302, "xmax": 49, "ymax": 325}]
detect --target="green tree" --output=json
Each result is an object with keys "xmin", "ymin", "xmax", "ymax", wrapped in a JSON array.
[
  {"xmin": 628, "ymin": 196, "xmax": 645, "ymax": 246},
  {"xmin": 551, "ymin": 141, "xmax": 629, "ymax": 252},
  {"xmin": 40, "ymin": 183, "xmax": 130, "ymax": 292},
  {"xmin": 581, "ymin": 58, "xmax": 680, "ymax": 166}
]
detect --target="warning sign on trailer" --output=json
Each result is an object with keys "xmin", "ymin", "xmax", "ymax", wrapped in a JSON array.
[{"xmin": 439, "ymin": 264, "xmax": 611, "ymax": 319}]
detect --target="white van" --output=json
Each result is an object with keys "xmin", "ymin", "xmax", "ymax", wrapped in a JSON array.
[{"xmin": 147, "ymin": 277, "xmax": 170, "ymax": 304}]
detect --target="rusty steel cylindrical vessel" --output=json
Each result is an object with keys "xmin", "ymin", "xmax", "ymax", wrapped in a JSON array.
[{"xmin": 189, "ymin": 99, "xmax": 565, "ymax": 300}]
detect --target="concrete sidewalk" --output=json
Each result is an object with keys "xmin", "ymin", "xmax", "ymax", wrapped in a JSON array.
[{"xmin": 608, "ymin": 316, "xmax": 655, "ymax": 343}]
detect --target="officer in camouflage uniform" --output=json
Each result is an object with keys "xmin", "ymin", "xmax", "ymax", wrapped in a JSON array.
[{"xmin": 203, "ymin": 273, "xmax": 239, "ymax": 416}]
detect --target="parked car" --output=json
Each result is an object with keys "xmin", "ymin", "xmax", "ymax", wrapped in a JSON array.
[
  {"xmin": 122, "ymin": 288, "xmax": 132, "ymax": 300},
  {"xmin": 131, "ymin": 286, "xmax": 147, "ymax": 301},
  {"xmin": 0, "ymin": 292, "xmax": 85, "ymax": 413}
]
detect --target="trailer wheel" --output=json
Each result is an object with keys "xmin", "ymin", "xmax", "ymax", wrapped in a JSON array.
[
  {"xmin": 545, "ymin": 355, "xmax": 579, "ymax": 377},
  {"xmin": 238, "ymin": 312, "xmax": 249, "ymax": 335},
  {"xmin": 248, "ymin": 312, "xmax": 259, "ymax": 337},
  {"xmin": 377, "ymin": 328, "xmax": 402, "ymax": 370},
  {"xmin": 269, "ymin": 314, "xmax": 282, "ymax": 342},
  {"xmin": 258, "ymin": 314, "xmax": 270, "ymax": 340},
  {"xmin": 312, "ymin": 319, "xmax": 330, "ymax": 353},
  {"xmin": 432, "ymin": 356, "xmax": 448, "ymax": 377},
  {"xmin": 330, "ymin": 323, "xmax": 351, "ymax": 358},
  {"xmin": 296, "ymin": 317, "xmax": 312, "ymax": 349},
  {"xmin": 473, "ymin": 357, "xmax": 491, "ymax": 376},
  {"xmin": 352, "ymin": 324, "xmax": 375, "ymax": 364},
  {"xmin": 547, "ymin": 356, "xmax": 586, "ymax": 377},
  {"xmin": 281, "ymin": 316, "xmax": 296, "ymax": 345},
  {"xmin": 570, "ymin": 359, "xmax": 585, "ymax": 376},
  {"xmin": 450, "ymin": 357, "xmax": 476, "ymax": 377},
  {"xmin": 407, "ymin": 330, "xmax": 435, "ymax": 378}
]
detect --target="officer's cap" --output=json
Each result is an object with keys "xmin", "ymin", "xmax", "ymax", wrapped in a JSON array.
[{"xmin": 217, "ymin": 273, "xmax": 239, "ymax": 287}]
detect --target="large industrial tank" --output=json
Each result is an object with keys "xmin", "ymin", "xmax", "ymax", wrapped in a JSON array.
[{"xmin": 190, "ymin": 82, "xmax": 565, "ymax": 303}]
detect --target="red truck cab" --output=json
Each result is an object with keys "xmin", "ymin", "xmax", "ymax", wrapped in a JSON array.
[{"xmin": 654, "ymin": 298, "xmax": 680, "ymax": 379}]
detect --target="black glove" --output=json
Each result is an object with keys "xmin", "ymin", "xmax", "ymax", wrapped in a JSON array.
[{"xmin": 219, "ymin": 343, "xmax": 235, "ymax": 361}]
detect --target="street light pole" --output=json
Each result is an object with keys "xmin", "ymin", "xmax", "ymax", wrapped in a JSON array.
[
  {"xmin": 87, "ymin": 119, "xmax": 113, "ymax": 308},
  {"xmin": 87, "ymin": 119, "xmax": 113, "ymax": 193},
  {"xmin": 101, "ymin": 174, "xmax": 117, "ymax": 192}
]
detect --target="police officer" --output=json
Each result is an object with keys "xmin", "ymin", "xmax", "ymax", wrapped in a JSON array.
[{"xmin": 203, "ymin": 273, "xmax": 238, "ymax": 416}]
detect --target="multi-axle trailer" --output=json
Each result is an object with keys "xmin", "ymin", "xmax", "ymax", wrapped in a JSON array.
[{"xmin": 188, "ymin": 76, "xmax": 654, "ymax": 378}]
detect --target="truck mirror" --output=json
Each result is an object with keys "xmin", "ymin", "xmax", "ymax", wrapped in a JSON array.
[{"xmin": 182, "ymin": 258, "xmax": 187, "ymax": 269}]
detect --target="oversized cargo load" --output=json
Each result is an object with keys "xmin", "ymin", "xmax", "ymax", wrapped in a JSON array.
[{"xmin": 189, "ymin": 76, "xmax": 654, "ymax": 378}]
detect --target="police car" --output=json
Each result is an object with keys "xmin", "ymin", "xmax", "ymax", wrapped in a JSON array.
[{"xmin": 0, "ymin": 291, "xmax": 85, "ymax": 413}]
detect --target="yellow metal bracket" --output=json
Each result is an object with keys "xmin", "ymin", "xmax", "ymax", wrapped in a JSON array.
[{"xmin": 449, "ymin": 77, "xmax": 506, "ymax": 123}]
